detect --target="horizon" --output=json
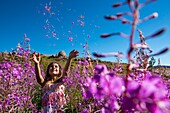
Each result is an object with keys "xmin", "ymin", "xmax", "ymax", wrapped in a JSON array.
[{"xmin": 0, "ymin": 0, "xmax": 170, "ymax": 65}]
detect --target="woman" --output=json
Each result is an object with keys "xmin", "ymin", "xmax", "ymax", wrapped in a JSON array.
[{"xmin": 32, "ymin": 50, "xmax": 79, "ymax": 113}]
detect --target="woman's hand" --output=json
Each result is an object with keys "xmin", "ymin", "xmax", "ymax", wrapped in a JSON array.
[
  {"xmin": 32, "ymin": 52, "xmax": 41, "ymax": 64},
  {"xmin": 63, "ymin": 50, "xmax": 79, "ymax": 76},
  {"xmin": 32, "ymin": 52, "xmax": 44, "ymax": 86},
  {"xmin": 69, "ymin": 50, "xmax": 79, "ymax": 59}
]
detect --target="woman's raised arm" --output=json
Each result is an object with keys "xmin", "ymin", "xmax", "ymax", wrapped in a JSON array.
[
  {"xmin": 32, "ymin": 52, "xmax": 44, "ymax": 86},
  {"xmin": 63, "ymin": 50, "xmax": 79, "ymax": 76}
]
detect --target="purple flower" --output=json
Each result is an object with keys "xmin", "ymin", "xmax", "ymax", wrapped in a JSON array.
[
  {"xmin": 126, "ymin": 80, "xmax": 140, "ymax": 94},
  {"xmin": 82, "ymin": 108, "xmax": 89, "ymax": 113},
  {"xmin": 0, "ymin": 70, "xmax": 2, "ymax": 76},
  {"xmin": 94, "ymin": 64, "xmax": 108, "ymax": 75},
  {"xmin": 100, "ymin": 76, "xmax": 124, "ymax": 96},
  {"xmin": 89, "ymin": 81, "xmax": 97, "ymax": 94}
]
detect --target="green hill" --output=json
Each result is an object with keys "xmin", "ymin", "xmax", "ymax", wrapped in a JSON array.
[{"xmin": 0, "ymin": 52, "xmax": 128, "ymax": 74}]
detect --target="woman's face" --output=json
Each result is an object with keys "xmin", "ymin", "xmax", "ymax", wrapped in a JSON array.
[{"xmin": 49, "ymin": 63, "xmax": 60, "ymax": 76}]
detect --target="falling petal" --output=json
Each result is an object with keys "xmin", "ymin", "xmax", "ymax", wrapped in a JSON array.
[
  {"xmin": 77, "ymin": 20, "xmax": 81, "ymax": 22},
  {"xmin": 43, "ymin": 26, "xmax": 47, "ymax": 30},
  {"xmin": 87, "ymin": 34, "xmax": 91, "ymax": 38},
  {"xmin": 46, "ymin": 34, "xmax": 50, "ymax": 38},
  {"xmin": 68, "ymin": 37, "xmax": 73, "ymax": 42},
  {"xmin": 45, "ymin": 4, "xmax": 51, "ymax": 12},
  {"xmin": 52, "ymin": 31, "xmax": 56, "ymax": 37},
  {"xmin": 83, "ymin": 43, "xmax": 87, "ymax": 48},
  {"xmin": 45, "ymin": 19, "xmax": 48, "ymax": 23},
  {"xmin": 51, "ymin": 12, "xmax": 55, "ymax": 15},
  {"xmin": 55, "ymin": 37, "xmax": 59, "ymax": 40},
  {"xmin": 49, "ymin": 2, "xmax": 51, "ymax": 5},
  {"xmin": 81, "ymin": 22, "xmax": 85, "ymax": 26},
  {"xmin": 68, "ymin": 30, "xmax": 71, "ymax": 33}
]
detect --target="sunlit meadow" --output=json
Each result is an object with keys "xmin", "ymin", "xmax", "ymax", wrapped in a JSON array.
[{"xmin": 0, "ymin": 0, "xmax": 170, "ymax": 113}]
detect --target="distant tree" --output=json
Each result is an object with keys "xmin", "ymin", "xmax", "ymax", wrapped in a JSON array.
[{"xmin": 148, "ymin": 57, "xmax": 156, "ymax": 69}]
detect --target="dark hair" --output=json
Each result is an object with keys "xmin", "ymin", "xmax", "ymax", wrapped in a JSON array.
[{"xmin": 44, "ymin": 62, "xmax": 63, "ymax": 83}]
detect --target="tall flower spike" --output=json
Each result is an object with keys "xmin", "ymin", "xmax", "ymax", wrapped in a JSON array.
[{"xmin": 137, "ymin": 29, "xmax": 147, "ymax": 45}]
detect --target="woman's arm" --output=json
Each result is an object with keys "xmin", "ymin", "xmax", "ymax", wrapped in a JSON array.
[
  {"xmin": 32, "ymin": 53, "xmax": 44, "ymax": 86},
  {"xmin": 63, "ymin": 50, "xmax": 79, "ymax": 76}
]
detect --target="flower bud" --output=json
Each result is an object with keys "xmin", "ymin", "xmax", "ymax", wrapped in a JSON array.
[{"xmin": 149, "ymin": 12, "xmax": 158, "ymax": 19}]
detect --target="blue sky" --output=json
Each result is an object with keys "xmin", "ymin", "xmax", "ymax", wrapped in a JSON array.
[{"xmin": 0, "ymin": 0, "xmax": 170, "ymax": 65}]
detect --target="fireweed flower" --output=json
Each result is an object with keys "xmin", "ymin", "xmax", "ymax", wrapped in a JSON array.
[
  {"xmin": 0, "ymin": 48, "xmax": 38, "ymax": 112},
  {"xmin": 100, "ymin": 75, "xmax": 124, "ymax": 96},
  {"xmin": 144, "ymin": 71, "xmax": 152, "ymax": 79},
  {"xmin": 82, "ymin": 108, "xmax": 90, "ymax": 113},
  {"xmin": 164, "ymin": 79, "xmax": 170, "ymax": 98},
  {"xmin": 63, "ymin": 59, "xmax": 94, "ymax": 112},
  {"xmin": 94, "ymin": 64, "xmax": 109, "ymax": 75},
  {"xmin": 122, "ymin": 80, "xmax": 140, "ymax": 112},
  {"xmin": 85, "ymin": 64, "xmax": 125, "ymax": 112},
  {"xmin": 140, "ymin": 76, "xmax": 170, "ymax": 113},
  {"xmin": 0, "ymin": 70, "xmax": 2, "ymax": 76},
  {"xmin": 122, "ymin": 75, "xmax": 170, "ymax": 113}
]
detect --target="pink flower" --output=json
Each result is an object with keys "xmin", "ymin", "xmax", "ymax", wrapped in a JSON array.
[{"xmin": 68, "ymin": 37, "xmax": 73, "ymax": 42}]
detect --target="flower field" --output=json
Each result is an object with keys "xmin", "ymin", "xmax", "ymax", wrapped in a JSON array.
[{"xmin": 1, "ymin": 0, "xmax": 170, "ymax": 113}]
